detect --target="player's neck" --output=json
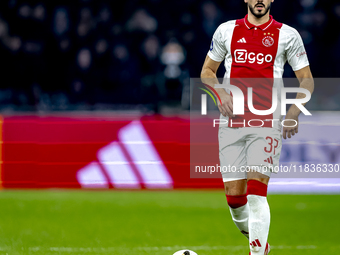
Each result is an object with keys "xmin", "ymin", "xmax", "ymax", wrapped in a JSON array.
[{"xmin": 247, "ymin": 12, "xmax": 271, "ymax": 26}]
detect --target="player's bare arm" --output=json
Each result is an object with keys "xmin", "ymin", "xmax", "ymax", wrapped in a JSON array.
[
  {"xmin": 201, "ymin": 55, "xmax": 234, "ymax": 118},
  {"xmin": 283, "ymin": 65, "xmax": 314, "ymax": 139}
]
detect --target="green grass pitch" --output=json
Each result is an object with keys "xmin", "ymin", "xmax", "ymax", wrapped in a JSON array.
[{"xmin": 0, "ymin": 190, "xmax": 339, "ymax": 255}]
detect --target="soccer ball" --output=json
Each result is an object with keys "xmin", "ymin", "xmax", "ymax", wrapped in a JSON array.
[{"xmin": 172, "ymin": 250, "xmax": 198, "ymax": 255}]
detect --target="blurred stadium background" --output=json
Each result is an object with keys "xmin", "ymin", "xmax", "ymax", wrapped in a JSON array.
[
  {"xmin": 0, "ymin": 0, "xmax": 340, "ymax": 112},
  {"xmin": 0, "ymin": 0, "xmax": 340, "ymax": 255}
]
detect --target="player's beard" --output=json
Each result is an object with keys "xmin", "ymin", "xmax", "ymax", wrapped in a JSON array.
[{"xmin": 248, "ymin": 2, "xmax": 271, "ymax": 18}]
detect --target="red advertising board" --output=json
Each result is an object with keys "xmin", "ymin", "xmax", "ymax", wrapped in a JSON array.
[{"xmin": 0, "ymin": 114, "xmax": 223, "ymax": 189}]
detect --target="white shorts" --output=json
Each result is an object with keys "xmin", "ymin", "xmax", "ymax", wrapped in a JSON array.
[{"xmin": 219, "ymin": 127, "xmax": 282, "ymax": 182}]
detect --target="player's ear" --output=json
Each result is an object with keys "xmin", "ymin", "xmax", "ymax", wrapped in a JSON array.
[{"xmin": 244, "ymin": 0, "xmax": 248, "ymax": 3}]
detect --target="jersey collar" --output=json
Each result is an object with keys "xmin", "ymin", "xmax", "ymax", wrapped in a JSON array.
[{"xmin": 244, "ymin": 14, "xmax": 274, "ymax": 31}]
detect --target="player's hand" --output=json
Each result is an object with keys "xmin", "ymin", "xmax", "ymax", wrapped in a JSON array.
[
  {"xmin": 282, "ymin": 114, "xmax": 299, "ymax": 139},
  {"xmin": 216, "ymin": 88, "xmax": 234, "ymax": 118}
]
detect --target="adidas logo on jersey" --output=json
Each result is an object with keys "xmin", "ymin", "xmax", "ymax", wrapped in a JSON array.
[{"xmin": 237, "ymin": 37, "xmax": 247, "ymax": 43}]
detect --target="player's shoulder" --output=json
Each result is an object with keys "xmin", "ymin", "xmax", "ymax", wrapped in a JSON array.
[
  {"xmin": 215, "ymin": 20, "xmax": 237, "ymax": 32},
  {"xmin": 278, "ymin": 23, "xmax": 302, "ymax": 41},
  {"xmin": 214, "ymin": 20, "xmax": 237, "ymax": 39}
]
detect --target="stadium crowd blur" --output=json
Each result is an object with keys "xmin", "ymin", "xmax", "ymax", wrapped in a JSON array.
[{"xmin": 0, "ymin": 0, "xmax": 339, "ymax": 112}]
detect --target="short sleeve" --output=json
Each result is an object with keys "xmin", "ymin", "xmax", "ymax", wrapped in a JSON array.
[
  {"xmin": 207, "ymin": 25, "xmax": 227, "ymax": 62},
  {"xmin": 286, "ymin": 30, "xmax": 309, "ymax": 71}
]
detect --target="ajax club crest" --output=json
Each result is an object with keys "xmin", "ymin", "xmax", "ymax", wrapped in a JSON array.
[{"xmin": 262, "ymin": 36, "xmax": 274, "ymax": 47}]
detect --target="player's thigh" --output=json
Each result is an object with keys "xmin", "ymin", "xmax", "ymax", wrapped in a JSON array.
[
  {"xmin": 219, "ymin": 127, "xmax": 247, "ymax": 188},
  {"xmin": 246, "ymin": 128, "xmax": 282, "ymax": 182},
  {"xmin": 224, "ymin": 179, "xmax": 247, "ymax": 195},
  {"xmin": 246, "ymin": 128, "xmax": 282, "ymax": 166},
  {"xmin": 219, "ymin": 127, "xmax": 247, "ymax": 171}
]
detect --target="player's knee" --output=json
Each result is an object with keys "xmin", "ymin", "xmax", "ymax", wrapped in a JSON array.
[
  {"xmin": 224, "ymin": 179, "xmax": 247, "ymax": 196},
  {"xmin": 226, "ymin": 194, "xmax": 247, "ymax": 209},
  {"xmin": 247, "ymin": 167, "xmax": 271, "ymax": 183},
  {"xmin": 247, "ymin": 179, "xmax": 268, "ymax": 197}
]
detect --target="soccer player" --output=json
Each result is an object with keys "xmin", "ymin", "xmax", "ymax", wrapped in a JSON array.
[{"xmin": 200, "ymin": 0, "xmax": 314, "ymax": 254}]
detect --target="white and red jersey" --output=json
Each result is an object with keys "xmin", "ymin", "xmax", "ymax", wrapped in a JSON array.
[{"xmin": 207, "ymin": 15, "xmax": 309, "ymax": 130}]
